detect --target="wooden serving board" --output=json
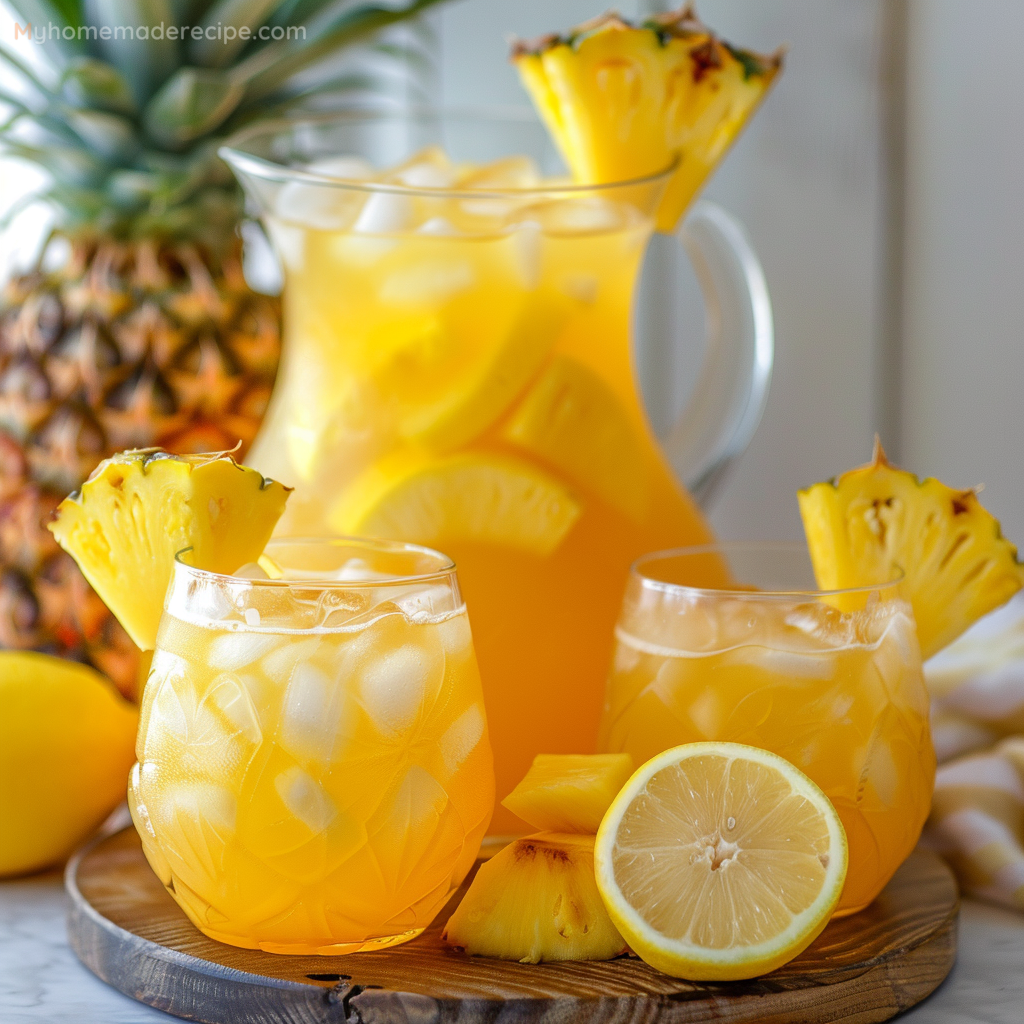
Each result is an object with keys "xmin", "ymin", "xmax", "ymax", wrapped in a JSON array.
[{"xmin": 66, "ymin": 827, "xmax": 958, "ymax": 1024}]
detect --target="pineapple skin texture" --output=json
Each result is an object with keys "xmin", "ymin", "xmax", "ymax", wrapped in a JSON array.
[
  {"xmin": 443, "ymin": 832, "xmax": 626, "ymax": 963},
  {"xmin": 501, "ymin": 753, "xmax": 634, "ymax": 833},
  {"xmin": 0, "ymin": 651, "xmax": 137, "ymax": 876},
  {"xmin": 514, "ymin": 9, "xmax": 781, "ymax": 232},
  {"xmin": 799, "ymin": 444, "xmax": 1024, "ymax": 660},
  {"xmin": 49, "ymin": 450, "xmax": 290, "ymax": 651},
  {"xmin": 0, "ymin": 238, "xmax": 280, "ymax": 697}
]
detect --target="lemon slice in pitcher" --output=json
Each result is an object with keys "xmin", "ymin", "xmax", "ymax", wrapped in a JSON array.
[
  {"xmin": 503, "ymin": 356, "xmax": 650, "ymax": 521},
  {"xmin": 330, "ymin": 452, "xmax": 582, "ymax": 556},
  {"xmin": 381, "ymin": 292, "xmax": 570, "ymax": 453},
  {"xmin": 595, "ymin": 742, "xmax": 847, "ymax": 981}
]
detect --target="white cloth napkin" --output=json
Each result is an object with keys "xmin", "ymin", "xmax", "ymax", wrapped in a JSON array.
[{"xmin": 923, "ymin": 593, "xmax": 1024, "ymax": 910}]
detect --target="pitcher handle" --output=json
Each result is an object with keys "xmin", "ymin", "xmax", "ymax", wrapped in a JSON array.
[{"xmin": 663, "ymin": 200, "xmax": 774, "ymax": 508}]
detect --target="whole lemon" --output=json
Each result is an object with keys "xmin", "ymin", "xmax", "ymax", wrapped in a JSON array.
[{"xmin": 0, "ymin": 651, "xmax": 138, "ymax": 877}]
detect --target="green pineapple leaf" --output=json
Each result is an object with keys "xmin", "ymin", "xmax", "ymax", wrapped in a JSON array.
[
  {"xmin": 61, "ymin": 57, "xmax": 137, "ymax": 114},
  {"xmin": 144, "ymin": 67, "xmax": 244, "ymax": 147},
  {"xmin": 83, "ymin": 0, "xmax": 179, "ymax": 104}
]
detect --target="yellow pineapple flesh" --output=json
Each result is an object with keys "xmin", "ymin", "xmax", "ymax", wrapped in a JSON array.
[
  {"xmin": 513, "ymin": 5, "xmax": 782, "ymax": 231},
  {"xmin": 49, "ymin": 449, "xmax": 290, "ymax": 650},
  {"xmin": 799, "ymin": 440, "xmax": 1024, "ymax": 660},
  {"xmin": 443, "ymin": 832, "xmax": 626, "ymax": 963},
  {"xmin": 502, "ymin": 753, "xmax": 634, "ymax": 833}
]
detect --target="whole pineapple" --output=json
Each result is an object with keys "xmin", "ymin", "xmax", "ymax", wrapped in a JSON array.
[{"xmin": 0, "ymin": 0, "xmax": 444, "ymax": 696}]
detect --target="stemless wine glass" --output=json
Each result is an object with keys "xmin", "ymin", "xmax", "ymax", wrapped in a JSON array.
[
  {"xmin": 598, "ymin": 543, "xmax": 935, "ymax": 915},
  {"xmin": 128, "ymin": 537, "xmax": 494, "ymax": 954}
]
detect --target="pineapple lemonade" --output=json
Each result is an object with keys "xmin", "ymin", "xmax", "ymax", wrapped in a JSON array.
[
  {"xmin": 129, "ymin": 538, "xmax": 494, "ymax": 954},
  {"xmin": 230, "ymin": 136, "xmax": 718, "ymax": 831},
  {"xmin": 598, "ymin": 544, "xmax": 935, "ymax": 915}
]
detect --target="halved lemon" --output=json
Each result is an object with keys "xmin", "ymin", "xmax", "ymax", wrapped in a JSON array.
[
  {"xmin": 329, "ymin": 451, "xmax": 582, "ymax": 556},
  {"xmin": 594, "ymin": 742, "xmax": 847, "ymax": 981}
]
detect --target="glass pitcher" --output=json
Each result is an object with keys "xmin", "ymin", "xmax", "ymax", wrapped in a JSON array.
[{"xmin": 220, "ymin": 109, "xmax": 772, "ymax": 833}]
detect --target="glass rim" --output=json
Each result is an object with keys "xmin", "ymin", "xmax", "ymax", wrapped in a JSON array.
[
  {"xmin": 173, "ymin": 535, "xmax": 457, "ymax": 589},
  {"xmin": 218, "ymin": 105, "xmax": 678, "ymax": 200},
  {"xmin": 632, "ymin": 541, "xmax": 905, "ymax": 600}
]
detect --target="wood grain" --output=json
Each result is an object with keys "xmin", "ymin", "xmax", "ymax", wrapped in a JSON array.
[{"xmin": 66, "ymin": 827, "xmax": 958, "ymax": 1024}]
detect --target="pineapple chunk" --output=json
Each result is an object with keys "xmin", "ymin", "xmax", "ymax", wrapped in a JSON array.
[
  {"xmin": 513, "ymin": 5, "xmax": 782, "ymax": 231},
  {"xmin": 442, "ymin": 832, "xmax": 626, "ymax": 963},
  {"xmin": 502, "ymin": 753, "xmax": 634, "ymax": 833},
  {"xmin": 49, "ymin": 449, "xmax": 291, "ymax": 650},
  {"xmin": 799, "ymin": 439, "xmax": 1024, "ymax": 660}
]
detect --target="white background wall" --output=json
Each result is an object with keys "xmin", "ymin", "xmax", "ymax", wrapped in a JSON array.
[{"xmin": 901, "ymin": 0, "xmax": 1024, "ymax": 542}]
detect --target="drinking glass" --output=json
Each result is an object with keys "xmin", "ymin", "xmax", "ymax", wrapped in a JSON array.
[
  {"xmin": 128, "ymin": 537, "xmax": 493, "ymax": 954},
  {"xmin": 219, "ymin": 110, "xmax": 772, "ymax": 831},
  {"xmin": 598, "ymin": 542, "xmax": 935, "ymax": 914}
]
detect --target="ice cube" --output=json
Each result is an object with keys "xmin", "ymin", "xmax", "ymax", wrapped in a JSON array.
[
  {"xmin": 418, "ymin": 216, "xmax": 458, "ymax": 236},
  {"xmin": 393, "ymin": 148, "xmax": 456, "ymax": 189},
  {"xmin": 392, "ymin": 584, "xmax": 455, "ymax": 622},
  {"xmin": 561, "ymin": 272, "xmax": 599, "ymax": 304},
  {"xmin": 275, "ymin": 178, "xmax": 360, "ymax": 230},
  {"xmin": 526, "ymin": 197, "xmax": 626, "ymax": 235},
  {"xmin": 439, "ymin": 703, "xmax": 485, "ymax": 776},
  {"xmin": 207, "ymin": 674, "xmax": 263, "ymax": 747},
  {"xmin": 459, "ymin": 155, "xmax": 541, "ymax": 190},
  {"xmin": 436, "ymin": 611, "xmax": 473, "ymax": 659},
  {"xmin": 274, "ymin": 765, "xmax": 336, "ymax": 834},
  {"xmin": 305, "ymin": 156, "xmax": 373, "ymax": 180},
  {"xmin": 265, "ymin": 217, "xmax": 305, "ymax": 273},
  {"xmin": 379, "ymin": 259, "xmax": 474, "ymax": 306},
  {"xmin": 260, "ymin": 636, "xmax": 324, "ymax": 686},
  {"xmin": 208, "ymin": 630, "xmax": 283, "ymax": 672},
  {"xmin": 511, "ymin": 220, "xmax": 542, "ymax": 289},
  {"xmin": 234, "ymin": 563, "xmax": 269, "ymax": 580},
  {"xmin": 358, "ymin": 644, "xmax": 439, "ymax": 736},
  {"xmin": 147, "ymin": 673, "xmax": 190, "ymax": 743},
  {"xmin": 279, "ymin": 661, "xmax": 347, "ymax": 765},
  {"xmin": 352, "ymin": 191, "xmax": 414, "ymax": 234}
]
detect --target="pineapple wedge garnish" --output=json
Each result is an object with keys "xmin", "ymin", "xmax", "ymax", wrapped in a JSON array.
[
  {"xmin": 502, "ymin": 753, "xmax": 634, "ymax": 832},
  {"xmin": 799, "ymin": 439, "xmax": 1024, "ymax": 660},
  {"xmin": 443, "ymin": 832, "xmax": 626, "ymax": 963},
  {"xmin": 513, "ymin": 4, "xmax": 782, "ymax": 231},
  {"xmin": 49, "ymin": 449, "xmax": 290, "ymax": 651}
]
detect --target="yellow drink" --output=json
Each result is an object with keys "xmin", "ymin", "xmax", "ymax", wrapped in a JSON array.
[
  {"xmin": 598, "ymin": 545, "xmax": 935, "ymax": 914},
  {"xmin": 244, "ymin": 148, "xmax": 716, "ymax": 832},
  {"xmin": 129, "ymin": 539, "xmax": 493, "ymax": 954}
]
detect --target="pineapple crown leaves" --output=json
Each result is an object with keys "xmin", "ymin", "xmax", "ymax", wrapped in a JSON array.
[
  {"xmin": 0, "ymin": 0, "xmax": 448, "ymax": 246},
  {"xmin": 511, "ymin": 4, "xmax": 783, "ymax": 82}
]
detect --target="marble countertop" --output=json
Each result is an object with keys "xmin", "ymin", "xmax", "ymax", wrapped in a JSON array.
[{"xmin": 2, "ymin": 866, "xmax": 1022, "ymax": 1023}]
